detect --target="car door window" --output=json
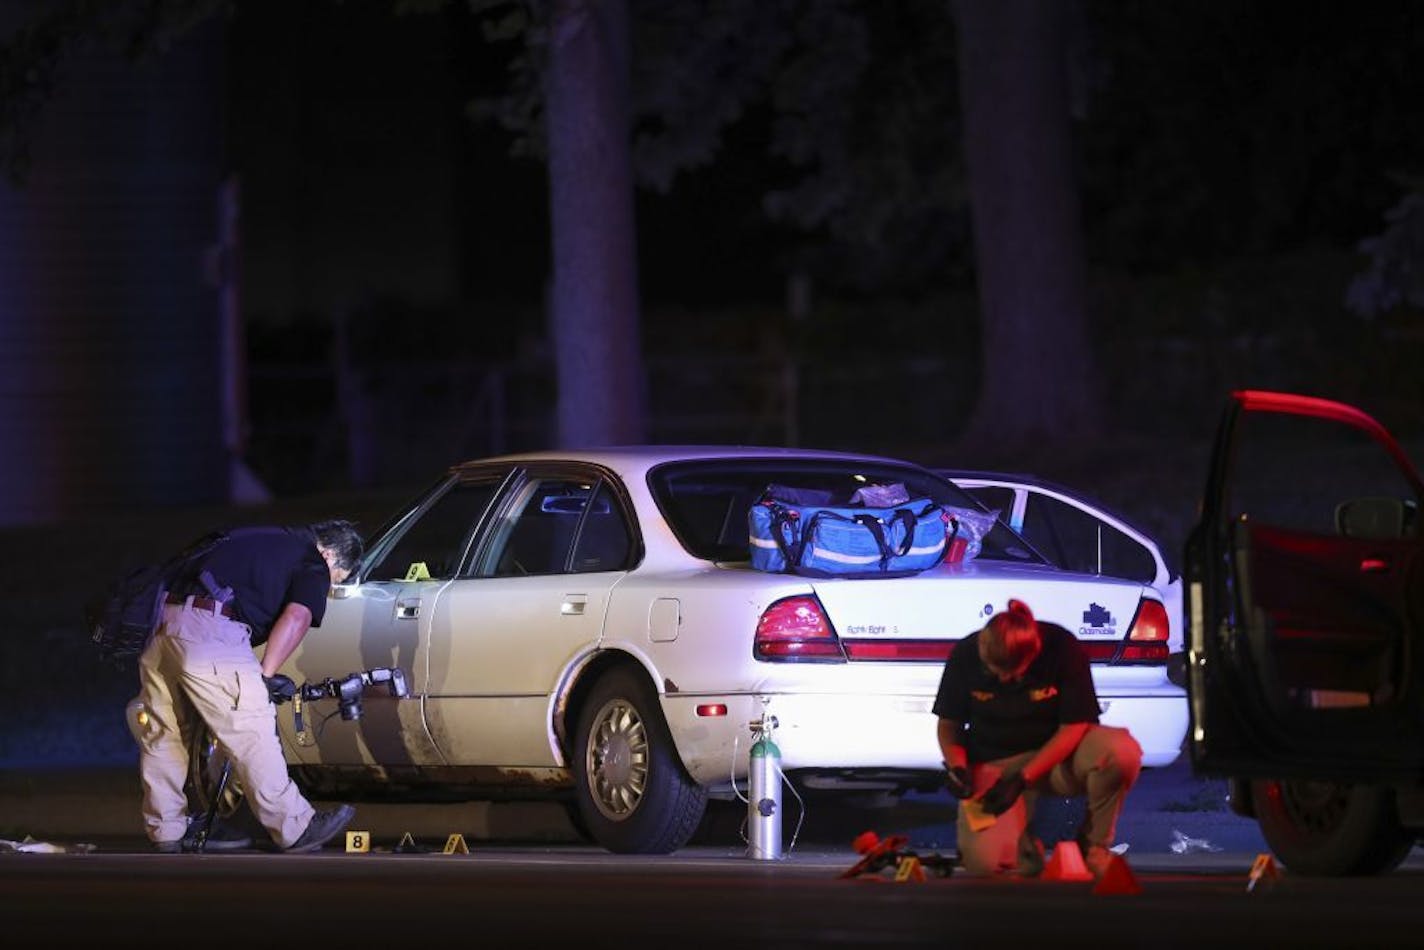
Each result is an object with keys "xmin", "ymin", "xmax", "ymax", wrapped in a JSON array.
[
  {"xmin": 366, "ymin": 480, "xmax": 500, "ymax": 582},
  {"xmin": 1229, "ymin": 412, "xmax": 1418, "ymax": 535},
  {"xmin": 484, "ymin": 477, "xmax": 628, "ymax": 577},
  {"xmin": 569, "ymin": 480, "xmax": 633, "ymax": 573}
]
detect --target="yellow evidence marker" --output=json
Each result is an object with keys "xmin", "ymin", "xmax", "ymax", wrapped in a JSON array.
[
  {"xmin": 345, "ymin": 831, "xmax": 371, "ymax": 853},
  {"xmin": 894, "ymin": 856, "xmax": 927, "ymax": 883},
  {"xmin": 442, "ymin": 833, "xmax": 469, "ymax": 854}
]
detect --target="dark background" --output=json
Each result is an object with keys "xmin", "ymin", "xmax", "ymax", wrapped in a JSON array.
[{"xmin": 1, "ymin": 1, "xmax": 1423, "ymax": 767}]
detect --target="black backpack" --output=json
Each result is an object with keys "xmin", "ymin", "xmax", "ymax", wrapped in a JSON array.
[{"xmin": 85, "ymin": 531, "xmax": 229, "ymax": 668}]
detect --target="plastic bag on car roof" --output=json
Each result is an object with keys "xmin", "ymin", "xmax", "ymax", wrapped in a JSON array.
[{"xmin": 849, "ymin": 483, "xmax": 911, "ymax": 507}]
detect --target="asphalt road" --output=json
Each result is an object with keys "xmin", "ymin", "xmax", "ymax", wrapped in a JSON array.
[
  {"xmin": 4, "ymin": 844, "xmax": 1424, "ymax": 947},
  {"xmin": 6, "ymin": 755, "xmax": 1424, "ymax": 947}
]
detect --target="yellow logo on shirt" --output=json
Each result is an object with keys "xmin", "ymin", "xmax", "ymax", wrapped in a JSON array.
[
  {"xmin": 1028, "ymin": 685, "xmax": 1059, "ymax": 702},
  {"xmin": 970, "ymin": 690, "xmax": 995, "ymax": 702}
]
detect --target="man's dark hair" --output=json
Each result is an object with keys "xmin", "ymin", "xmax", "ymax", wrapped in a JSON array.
[{"xmin": 311, "ymin": 519, "xmax": 363, "ymax": 575}]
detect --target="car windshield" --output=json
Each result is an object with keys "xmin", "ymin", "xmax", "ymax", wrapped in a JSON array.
[{"xmin": 648, "ymin": 458, "xmax": 1043, "ymax": 564}]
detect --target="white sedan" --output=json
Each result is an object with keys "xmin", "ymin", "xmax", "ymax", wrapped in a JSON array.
[{"xmin": 259, "ymin": 446, "xmax": 1187, "ymax": 853}]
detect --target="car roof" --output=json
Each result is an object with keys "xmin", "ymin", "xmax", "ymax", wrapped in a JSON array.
[{"xmin": 454, "ymin": 445, "xmax": 929, "ymax": 479}]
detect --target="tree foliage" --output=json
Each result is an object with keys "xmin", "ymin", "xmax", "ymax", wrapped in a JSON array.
[
  {"xmin": 466, "ymin": 0, "xmax": 971, "ymax": 291},
  {"xmin": 1347, "ymin": 179, "xmax": 1424, "ymax": 319}
]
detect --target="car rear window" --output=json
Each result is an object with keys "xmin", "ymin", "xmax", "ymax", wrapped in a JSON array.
[{"xmin": 648, "ymin": 459, "xmax": 1043, "ymax": 564}]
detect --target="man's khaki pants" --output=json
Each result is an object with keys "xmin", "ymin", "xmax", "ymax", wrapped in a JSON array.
[
  {"xmin": 135, "ymin": 601, "xmax": 314, "ymax": 848},
  {"xmin": 956, "ymin": 725, "xmax": 1142, "ymax": 875}
]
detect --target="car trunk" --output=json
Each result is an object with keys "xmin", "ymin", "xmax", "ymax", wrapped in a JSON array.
[{"xmin": 809, "ymin": 563, "xmax": 1148, "ymax": 659}]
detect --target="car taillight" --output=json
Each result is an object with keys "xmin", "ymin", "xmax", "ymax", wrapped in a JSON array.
[
  {"xmin": 754, "ymin": 595, "xmax": 846, "ymax": 662},
  {"xmin": 1119, "ymin": 597, "xmax": 1170, "ymax": 663},
  {"xmin": 842, "ymin": 640, "xmax": 956, "ymax": 661}
]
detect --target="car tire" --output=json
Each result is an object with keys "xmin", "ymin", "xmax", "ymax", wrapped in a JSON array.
[
  {"xmin": 1251, "ymin": 778, "xmax": 1414, "ymax": 876},
  {"xmin": 187, "ymin": 726, "xmax": 245, "ymax": 821},
  {"xmin": 572, "ymin": 667, "xmax": 708, "ymax": 854}
]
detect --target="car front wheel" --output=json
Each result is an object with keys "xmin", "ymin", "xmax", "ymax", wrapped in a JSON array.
[
  {"xmin": 1251, "ymin": 778, "xmax": 1414, "ymax": 875},
  {"xmin": 572, "ymin": 667, "xmax": 707, "ymax": 854}
]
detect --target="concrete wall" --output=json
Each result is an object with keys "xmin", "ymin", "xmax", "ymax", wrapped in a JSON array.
[{"xmin": 0, "ymin": 11, "xmax": 227, "ymax": 524}]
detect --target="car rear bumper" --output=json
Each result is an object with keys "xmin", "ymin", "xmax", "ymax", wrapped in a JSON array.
[{"xmin": 663, "ymin": 683, "xmax": 1186, "ymax": 786}]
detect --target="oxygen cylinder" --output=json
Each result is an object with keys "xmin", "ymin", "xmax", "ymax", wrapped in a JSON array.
[{"xmin": 747, "ymin": 714, "xmax": 783, "ymax": 860}]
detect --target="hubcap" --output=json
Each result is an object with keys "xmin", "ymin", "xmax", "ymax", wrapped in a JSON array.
[
  {"xmin": 586, "ymin": 698, "xmax": 649, "ymax": 821},
  {"xmin": 192, "ymin": 734, "xmax": 243, "ymax": 818}
]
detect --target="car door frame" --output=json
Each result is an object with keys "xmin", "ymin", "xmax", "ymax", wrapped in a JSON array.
[{"xmin": 1186, "ymin": 389, "xmax": 1424, "ymax": 782}]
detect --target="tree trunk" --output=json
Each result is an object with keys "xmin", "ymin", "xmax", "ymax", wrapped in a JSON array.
[
  {"xmin": 543, "ymin": 0, "xmax": 646, "ymax": 447},
  {"xmin": 951, "ymin": 0, "xmax": 1099, "ymax": 450}
]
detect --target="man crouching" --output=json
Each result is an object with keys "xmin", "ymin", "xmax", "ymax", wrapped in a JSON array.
[{"xmin": 933, "ymin": 599, "xmax": 1142, "ymax": 877}]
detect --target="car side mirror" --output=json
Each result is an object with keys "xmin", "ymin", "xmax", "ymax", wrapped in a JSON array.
[{"xmin": 1335, "ymin": 497, "xmax": 1407, "ymax": 539}]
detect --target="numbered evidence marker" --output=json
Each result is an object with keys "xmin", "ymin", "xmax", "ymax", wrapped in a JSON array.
[
  {"xmin": 443, "ymin": 833, "xmax": 469, "ymax": 854},
  {"xmin": 894, "ymin": 856, "xmax": 927, "ymax": 883},
  {"xmin": 345, "ymin": 831, "xmax": 371, "ymax": 853}
]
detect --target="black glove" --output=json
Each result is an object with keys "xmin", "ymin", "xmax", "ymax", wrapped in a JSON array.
[
  {"xmin": 263, "ymin": 674, "xmax": 297, "ymax": 706},
  {"xmin": 944, "ymin": 764, "xmax": 974, "ymax": 800},
  {"xmin": 979, "ymin": 772, "xmax": 1027, "ymax": 816}
]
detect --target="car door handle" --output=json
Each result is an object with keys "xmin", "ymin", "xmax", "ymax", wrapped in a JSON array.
[
  {"xmin": 561, "ymin": 597, "xmax": 586, "ymax": 616},
  {"xmin": 396, "ymin": 602, "xmax": 421, "ymax": 619},
  {"xmin": 1360, "ymin": 558, "xmax": 1390, "ymax": 574}
]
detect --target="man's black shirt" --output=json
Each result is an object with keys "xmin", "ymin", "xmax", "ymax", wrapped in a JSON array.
[
  {"xmin": 932, "ymin": 622, "xmax": 1100, "ymax": 763},
  {"xmin": 184, "ymin": 526, "xmax": 331, "ymax": 645}
]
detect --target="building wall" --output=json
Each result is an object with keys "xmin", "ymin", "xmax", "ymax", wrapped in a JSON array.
[{"xmin": 0, "ymin": 12, "xmax": 228, "ymax": 524}]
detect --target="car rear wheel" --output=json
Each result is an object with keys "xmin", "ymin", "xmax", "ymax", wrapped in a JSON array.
[
  {"xmin": 187, "ymin": 727, "xmax": 245, "ymax": 821},
  {"xmin": 1251, "ymin": 778, "xmax": 1414, "ymax": 875},
  {"xmin": 572, "ymin": 667, "xmax": 707, "ymax": 854}
]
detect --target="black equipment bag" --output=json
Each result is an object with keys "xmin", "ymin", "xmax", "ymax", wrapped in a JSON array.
[{"xmin": 85, "ymin": 531, "xmax": 229, "ymax": 667}]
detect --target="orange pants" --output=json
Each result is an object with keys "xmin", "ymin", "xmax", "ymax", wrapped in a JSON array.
[
  {"xmin": 134, "ymin": 601, "xmax": 314, "ymax": 848},
  {"xmin": 956, "ymin": 725, "xmax": 1142, "ymax": 875}
]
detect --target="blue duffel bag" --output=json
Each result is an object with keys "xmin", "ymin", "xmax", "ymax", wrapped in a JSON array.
[{"xmin": 748, "ymin": 484, "xmax": 949, "ymax": 578}]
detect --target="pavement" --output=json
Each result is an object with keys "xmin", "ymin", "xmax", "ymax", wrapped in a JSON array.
[{"xmin": 0, "ymin": 754, "xmax": 1276, "ymax": 865}]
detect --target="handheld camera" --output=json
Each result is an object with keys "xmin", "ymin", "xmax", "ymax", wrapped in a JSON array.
[{"xmin": 300, "ymin": 666, "xmax": 409, "ymax": 721}]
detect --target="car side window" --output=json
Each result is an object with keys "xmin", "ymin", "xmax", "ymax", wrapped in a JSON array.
[
  {"xmin": 570, "ymin": 481, "xmax": 633, "ymax": 573},
  {"xmin": 365, "ymin": 480, "xmax": 499, "ymax": 582},
  {"xmin": 1229, "ymin": 412, "xmax": 1420, "ymax": 537},
  {"xmin": 485, "ymin": 477, "xmax": 628, "ymax": 577},
  {"xmin": 1021, "ymin": 495, "xmax": 1157, "ymax": 583}
]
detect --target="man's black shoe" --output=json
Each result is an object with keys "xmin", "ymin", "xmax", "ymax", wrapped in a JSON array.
[
  {"xmin": 285, "ymin": 804, "xmax": 356, "ymax": 854},
  {"xmin": 153, "ymin": 817, "xmax": 253, "ymax": 853}
]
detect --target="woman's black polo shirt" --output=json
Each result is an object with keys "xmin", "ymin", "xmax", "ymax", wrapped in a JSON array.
[{"xmin": 931, "ymin": 621, "xmax": 1100, "ymax": 763}]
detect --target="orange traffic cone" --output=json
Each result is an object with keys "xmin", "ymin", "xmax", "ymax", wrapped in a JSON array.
[
  {"xmin": 1091, "ymin": 854, "xmax": 1142, "ymax": 896},
  {"xmin": 851, "ymin": 831, "xmax": 881, "ymax": 854},
  {"xmin": 1042, "ymin": 840, "xmax": 1094, "ymax": 882}
]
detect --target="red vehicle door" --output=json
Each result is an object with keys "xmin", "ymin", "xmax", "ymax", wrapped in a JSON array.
[{"xmin": 1185, "ymin": 390, "xmax": 1424, "ymax": 781}]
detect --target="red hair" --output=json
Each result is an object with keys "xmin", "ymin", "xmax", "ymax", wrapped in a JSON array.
[{"xmin": 980, "ymin": 599, "xmax": 1042, "ymax": 672}]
